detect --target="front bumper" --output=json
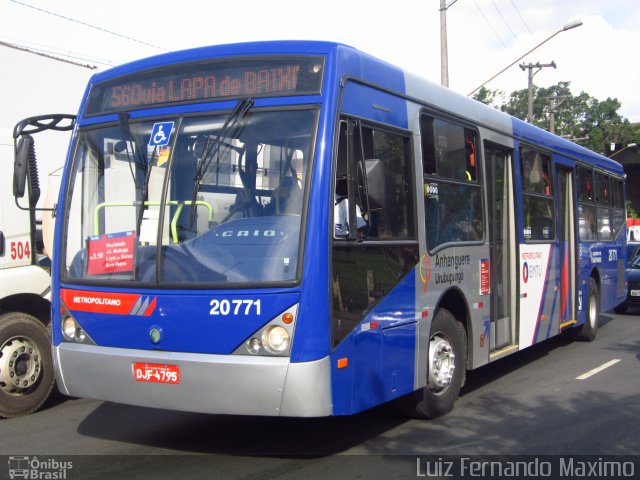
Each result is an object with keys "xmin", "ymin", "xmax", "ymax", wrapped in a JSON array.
[
  {"xmin": 621, "ymin": 292, "xmax": 640, "ymax": 306},
  {"xmin": 54, "ymin": 343, "xmax": 332, "ymax": 417}
]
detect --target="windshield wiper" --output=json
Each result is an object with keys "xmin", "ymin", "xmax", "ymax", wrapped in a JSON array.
[
  {"xmin": 188, "ymin": 98, "xmax": 254, "ymax": 229},
  {"xmin": 118, "ymin": 112, "xmax": 148, "ymax": 184},
  {"xmin": 118, "ymin": 112, "xmax": 159, "ymax": 236}
]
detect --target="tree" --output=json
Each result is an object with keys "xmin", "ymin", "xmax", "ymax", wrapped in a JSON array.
[
  {"xmin": 475, "ymin": 81, "xmax": 640, "ymax": 155},
  {"xmin": 472, "ymin": 86, "xmax": 504, "ymax": 109}
]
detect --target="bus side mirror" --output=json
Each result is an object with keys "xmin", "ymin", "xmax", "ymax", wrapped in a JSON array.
[
  {"xmin": 364, "ymin": 159, "xmax": 385, "ymax": 210},
  {"xmin": 14, "ymin": 134, "xmax": 41, "ymax": 207}
]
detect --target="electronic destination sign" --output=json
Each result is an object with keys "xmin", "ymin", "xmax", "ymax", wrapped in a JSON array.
[{"xmin": 85, "ymin": 56, "xmax": 324, "ymax": 115}]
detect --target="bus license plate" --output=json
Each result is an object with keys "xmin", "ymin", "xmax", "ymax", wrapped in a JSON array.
[
  {"xmin": 631, "ymin": 290, "xmax": 640, "ymax": 297},
  {"xmin": 133, "ymin": 362, "xmax": 180, "ymax": 384}
]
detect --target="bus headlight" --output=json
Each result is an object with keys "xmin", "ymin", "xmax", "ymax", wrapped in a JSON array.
[
  {"xmin": 61, "ymin": 315, "xmax": 94, "ymax": 345},
  {"xmin": 62, "ymin": 317, "xmax": 78, "ymax": 340},
  {"xmin": 263, "ymin": 326, "xmax": 290, "ymax": 353},
  {"xmin": 234, "ymin": 304, "xmax": 298, "ymax": 357}
]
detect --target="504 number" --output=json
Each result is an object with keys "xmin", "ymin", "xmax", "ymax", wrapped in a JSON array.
[{"xmin": 10, "ymin": 240, "xmax": 31, "ymax": 260}]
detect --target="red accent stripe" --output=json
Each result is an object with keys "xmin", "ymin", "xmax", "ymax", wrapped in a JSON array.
[
  {"xmin": 561, "ymin": 243, "xmax": 569, "ymax": 320},
  {"xmin": 143, "ymin": 297, "xmax": 157, "ymax": 316}
]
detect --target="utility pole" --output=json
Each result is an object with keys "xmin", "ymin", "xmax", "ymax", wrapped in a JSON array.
[
  {"xmin": 439, "ymin": 0, "xmax": 458, "ymax": 87},
  {"xmin": 546, "ymin": 94, "xmax": 569, "ymax": 134},
  {"xmin": 519, "ymin": 61, "xmax": 556, "ymax": 123}
]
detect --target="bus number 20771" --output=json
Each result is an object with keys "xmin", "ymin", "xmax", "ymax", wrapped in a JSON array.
[{"xmin": 209, "ymin": 299, "xmax": 261, "ymax": 316}]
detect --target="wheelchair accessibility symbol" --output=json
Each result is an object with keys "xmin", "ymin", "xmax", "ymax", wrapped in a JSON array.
[{"xmin": 149, "ymin": 121, "xmax": 174, "ymax": 147}]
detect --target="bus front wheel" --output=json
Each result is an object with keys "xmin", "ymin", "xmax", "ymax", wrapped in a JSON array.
[
  {"xmin": 396, "ymin": 308, "xmax": 466, "ymax": 419},
  {"xmin": 0, "ymin": 312, "xmax": 55, "ymax": 418}
]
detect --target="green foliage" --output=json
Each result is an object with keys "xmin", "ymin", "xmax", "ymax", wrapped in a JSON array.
[
  {"xmin": 472, "ymin": 86, "xmax": 505, "ymax": 109},
  {"xmin": 495, "ymin": 81, "xmax": 640, "ymax": 155},
  {"xmin": 628, "ymin": 200, "xmax": 638, "ymax": 219}
]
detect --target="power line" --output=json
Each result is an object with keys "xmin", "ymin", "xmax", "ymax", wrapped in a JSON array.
[
  {"xmin": 491, "ymin": 0, "xmax": 518, "ymax": 41},
  {"xmin": 9, "ymin": 0, "xmax": 169, "ymax": 52},
  {"xmin": 0, "ymin": 34, "xmax": 115, "ymax": 66},
  {"xmin": 510, "ymin": 0, "xmax": 534, "ymax": 36},
  {"xmin": 473, "ymin": 0, "xmax": 508, "ymax": 48},
  {"xmin": 0, "ymin": 39, "xmax": 97, "ymax": 69}
]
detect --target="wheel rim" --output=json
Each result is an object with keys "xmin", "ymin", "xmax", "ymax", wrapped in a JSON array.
[
  {"xmin": 0, "ymin": 336, "xmax": 43, "ymax": 395},
  {"xmin": 588, "ymin": 291, "xmax": 597, "ymax": 329},
  {"xmin": 428, "ymin": 333, "xmax": 455, "ymax": 392}
]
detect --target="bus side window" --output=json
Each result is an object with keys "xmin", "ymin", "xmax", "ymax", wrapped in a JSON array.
[
  {"xmin": 421, "ymin": 115, "xmax": 483, "ymax": 249},
  {"xmin": 333, "ymin": 121, "xmax": 354, "ymax": 238},
  {"xmin": 522, "ymin": 150, "xmax": 550, "ymax": 195},
  {"xmin": 333, "ymin": 120, "xmax": 413, "ymax": 240},
  {"xmin": 520, "ymin": 147, "xmax": 554, "ymax": 242},
  {"xmin": 594, "ymin": 172, "xmax": 610, "ymax": 206},
  {"xmin": 610, "ymin": 177, "xmax": 626, "ymax": 239},
  {"xmin": 465, "ymin": 135, "xmax": 477, "ymax": 181},
  {"xmin": 577, "ymin": 166, "xmax": 593, "ymax": 203},
  {"xmin": 579, "ymin": 204, "xmax": 597, "ymax": 241}
]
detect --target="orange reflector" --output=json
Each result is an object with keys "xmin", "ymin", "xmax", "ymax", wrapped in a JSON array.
[
  {"xmin": 337, "ymin": 358, "xmax": 349, "ymax": 369},
  {"xmin": 282, "ymin": 312, "xmax": 294, "ymax": 324}
]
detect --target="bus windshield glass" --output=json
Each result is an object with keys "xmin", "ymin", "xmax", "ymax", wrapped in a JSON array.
[{"xmin": 62, "ymin": 107, "xmax": 317, "ymax": 286}]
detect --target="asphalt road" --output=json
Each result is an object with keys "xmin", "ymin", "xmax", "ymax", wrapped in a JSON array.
[{"xmin": 1, "ymin": 309, "xmax": 639, "ymax": 479}]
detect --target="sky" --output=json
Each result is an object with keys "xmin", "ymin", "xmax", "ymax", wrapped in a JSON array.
[{"xmin": 1, "ymin": 0, "xmax": 639, "ymax": 175}]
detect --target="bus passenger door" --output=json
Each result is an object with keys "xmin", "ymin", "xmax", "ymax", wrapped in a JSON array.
[
  {"xmin": 485, "ymin": 143, "xmax": 516, "ymax": 351},
  {"xmin": 556, "ymin": 166, "xmax": 576, "ymax": 325}
]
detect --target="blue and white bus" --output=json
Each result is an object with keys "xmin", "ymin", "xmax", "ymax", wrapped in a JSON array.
[{"xmin": 13, "ymin": 41, "xmax": 626, "ymax": 418}]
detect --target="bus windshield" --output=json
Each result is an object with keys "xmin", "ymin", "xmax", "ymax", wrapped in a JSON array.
[{"xmin": 63, "ymin": 107, "xmax": 318, "ymax": 286}]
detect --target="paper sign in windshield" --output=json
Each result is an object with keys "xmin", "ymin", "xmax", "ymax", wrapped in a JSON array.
[{"xmin": 87, "ymin": 231, "xmax": 136, "ymax": 275}]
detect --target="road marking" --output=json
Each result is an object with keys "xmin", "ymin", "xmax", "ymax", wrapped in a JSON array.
[{"xmin": 576, "ymin": 359, "xmax": 621, "ymax": 380}]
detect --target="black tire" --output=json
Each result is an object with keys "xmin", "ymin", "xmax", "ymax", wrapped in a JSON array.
[
  {"xmin": 574, "ymin": 278, "xmax": 600, "ymax": 342},
  {"xmin": 396, "ymin": 308, "xmax": 466, "ymax": 419},
  {"xmin": 0, "ymin": 312, "xmax": 55, "ymax": 418}
]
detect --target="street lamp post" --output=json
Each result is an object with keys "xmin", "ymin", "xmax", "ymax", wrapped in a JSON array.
[
  {"xmin": 609, "ymin": 143, "xmax": 638, "ymax": 158},
  {"xmin": 467, "ymin": 20, "xmax": 583, "ymax": 97}
]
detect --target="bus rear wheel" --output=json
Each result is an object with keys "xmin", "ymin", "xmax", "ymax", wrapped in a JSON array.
[
  {"xmin": 574, "ymin": 278, "xmax": 600, "ymax": 342},
  {"xmin": 0, "ymin": 312, "xmax": 55, "ymax": 418},
  {"xmin": 396, "ymin": 308, "xmax": 466, "ymax": 419}
]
